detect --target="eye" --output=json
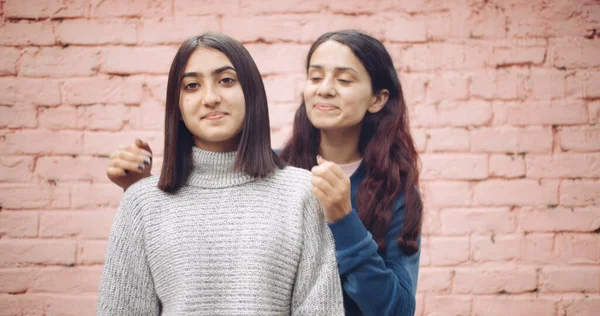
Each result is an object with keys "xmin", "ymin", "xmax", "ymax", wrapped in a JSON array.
[
  {"xmin": 220, "ymin": 77, "xmax": 236, "ymax": 85},
  {"xmin": 184, "ymin": 82, "xmax": 200, "ymax": 90},
  {"xmin": 338, "ymin": 79, "xmax": 352, "ymax": 84},
  {"xmin": 309, "ymin": 77, "xmax": 323, "ymax": 83}
]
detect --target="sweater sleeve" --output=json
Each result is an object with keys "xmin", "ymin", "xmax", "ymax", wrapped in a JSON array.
[
  {"xmin": 328, "ymin": 195, "xmax": 420, "ymax": 316},
  {"xmin": 291, "ymin": 193, "xmax": 345, "ymax": 316},
  {"xmin": 97, "ymin": 189, "xmax": 161, "ymax": 316}
]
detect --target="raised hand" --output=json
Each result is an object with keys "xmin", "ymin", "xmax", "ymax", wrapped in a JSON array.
[
  {"xmin": 107, "ymin": 138, "xmax": 153, "ymax": 191},
  {"xmin": 310, "ymin": 156, "xmax": 353, "ymax": 223}
]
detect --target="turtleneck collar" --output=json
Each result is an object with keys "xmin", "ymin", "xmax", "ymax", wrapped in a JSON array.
[{"xmin": 186, "ymin": 146, "xmax": 255, "ymax": 189}]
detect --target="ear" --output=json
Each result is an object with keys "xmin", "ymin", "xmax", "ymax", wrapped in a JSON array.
[{"xmin": 367, "ymin": 89, "xmax": 389, "ymax": 114}]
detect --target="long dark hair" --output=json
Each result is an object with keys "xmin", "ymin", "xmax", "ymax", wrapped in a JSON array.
[
  {"xmin": 280, "ymin": 30, "xmax": 423, "ymax": 255},
  {"xmin": 159, "ymin": 33, "xmax": 284, "ymax": 193}
]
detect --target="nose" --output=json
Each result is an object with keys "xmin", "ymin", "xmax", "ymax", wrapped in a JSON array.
[
  {"xmin": 316, "ymin": 77, "xmax": 336, "ymax": 98},
  {"xmin": 202, "ymin": 85, "xmax": 221, "ymax": 107}
]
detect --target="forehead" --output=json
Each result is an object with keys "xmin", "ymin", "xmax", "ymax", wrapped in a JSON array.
[
  {"xmin": 185, "ymin": 48, "xmax": 233, "ymax": 73},
  {"xmin": 309, "ymin": 40, "xmax": 366, "ymax": 74}
]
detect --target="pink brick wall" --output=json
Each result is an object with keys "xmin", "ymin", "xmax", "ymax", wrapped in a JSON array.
[{"xmin": 0, "ymin": 0, "xmax": 599, "ymax": 315}]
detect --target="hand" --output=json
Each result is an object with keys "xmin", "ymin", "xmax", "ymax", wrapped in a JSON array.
[
  {"xmin": 310, "ymin": 156, "xmax": 353, "ymax": 223},
  {"xmin": 107, "ymin": 138, "xmax": 153, "ymax": 191}
]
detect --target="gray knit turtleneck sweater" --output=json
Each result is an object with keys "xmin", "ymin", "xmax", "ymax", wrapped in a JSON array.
[{"xmin": 96, "ymin": 147, "xmax": 344, "ymax": 316}]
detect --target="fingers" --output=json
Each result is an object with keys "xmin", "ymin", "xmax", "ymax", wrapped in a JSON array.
[
  {"xmin": 109, "ymin": 156, "xmax": 147, "ymax": 174},
  {"xmin": 135, "ymin": 138, "xmax": 153, "ymax": 155},
  {"xmin": 315, "ymin": 155, "xmax": 348, "ymax": 181},
  {"xmin": 107, "ymin": 166, "xmax": 129, "ymax": 178},
  {"xmin": 310, "ymin": 183, "xmax": 331, "ymax": 207}
]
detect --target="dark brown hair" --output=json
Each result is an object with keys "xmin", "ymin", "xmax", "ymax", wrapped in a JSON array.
[
  {"xmin": 280, "ymin": 30, "xmax": 423, "ymax": 254},
  {"xmin": 159, "ymin": 33, "xmax": 284, "ymax": 193}
]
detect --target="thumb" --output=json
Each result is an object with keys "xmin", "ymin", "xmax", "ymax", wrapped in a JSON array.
[
  {"xmin": 316, "ymin": 155, "xmax": 326, "ymax": 165},
  {"xmin": 135, "ymin": 138, "xmax": 153, "ymax": 155}
]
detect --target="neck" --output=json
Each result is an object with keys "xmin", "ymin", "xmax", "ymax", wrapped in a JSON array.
[
  {"xmin": 187, "ymin": 146, "xmax": 254, "ymax": 188},
  {"xmin": 319, "ymin": 127, "xmax": 362, "ymax": 165}
]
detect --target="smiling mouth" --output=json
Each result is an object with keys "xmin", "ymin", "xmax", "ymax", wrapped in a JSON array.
[
  {"xmin": 202, "ymin": 112, "xmax": 227, "ymax": 120},
  {"xmin": 314, "ymin": 103, "xmax": 338, "ymax": 111}
]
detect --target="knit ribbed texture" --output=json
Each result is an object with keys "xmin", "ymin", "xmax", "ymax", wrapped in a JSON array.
[{"xmin": 97, "ymin": 147, "xmax": 344, "ymax": 316}]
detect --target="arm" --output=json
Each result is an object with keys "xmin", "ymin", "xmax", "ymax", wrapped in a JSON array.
[
  {"xmin": 291, "ymin": 194, "xmax": 345, "ymax": 316},
  {"xmin": 97, "ymin": 190, "xmax": 160, "ymax": 316},
  {"xmin": 329, "ymin": 196, "xmax": 420, "ymax": 316}
]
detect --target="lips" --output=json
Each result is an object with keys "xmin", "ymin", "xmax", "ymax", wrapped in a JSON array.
[
  {"xmin": 314, "ymin": 103, "xmax": 338, "ymax": 111},
  {"xmin": 201, "ymin": 111, "xmax": 227, "ymax": 120}
]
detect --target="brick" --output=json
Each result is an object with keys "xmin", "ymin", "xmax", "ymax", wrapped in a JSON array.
[
  {"xmin": 424, "ymin": 295, "xmax": 471, "ymax": 316},
  {"xmin": 56, "ymin": 20, "xmax": 137, "ymax": 45},
  {"xmin": 40, "ymin": 294, "xmax": 98, "ymax": 316},
  {"xmin": 429, "ymin": 237, "xmax": 470, "ymax": 266},
  {"xmin": 440, "ymin": 208, "xmax": 515, "ymax": 235},
  {"xmin": 554, "ymin": 233, "xmax": 600, "ymax": 264},
  {"xmin": 385, "ymin": 16, "xmax": 427, "ymax": 42},
  {"xmin": 529, "ymin": 69, "xmax": 566, "ymax": 100},
  {"xmin": 245, "ymin": 44, "xmax": 308, "ymax": 75},
  {"xmin": 0, "ymin": 130, "xmax": 83, "ymax": 155},
  {"xmin": 39, "ymin": 211, "xmax": 115, "ymax": 239},
  {"xmin": 71, "ymin": 184, "xmax": 124, "ymax": 209},
  {"xmin": 493, "ymin": 100, "xmax": 587, "ymax": 125},
  {"xmin": 421, "ymin": 208, "xmax": 441, "ymax": 236},
  {"xmin": 175, "ymin": 0, "xmax": 241, "ymax": 15},
  {"xmin": 92, "ymin": 0, "xmax": 172, "ymax": 17},
  {"xmin": 132, "ymin": 99, "xmax": 164, "ymax": 130},
  {"xmin": 0, "ymin": 212, "xmax": 38, "ymax": 238},
  {"xmin": 83, "ymin": 131, "xmax": 163, "ymax": 155},
  {"xmin": 453, "ymin": 267, "xmax": 537, "ymax": 294},
  {"xmin": 30, "ymin": 266, "xmax": 103, "ymax": 293},
  {"xmin": 472, "ymin": 234, "xmax": 522, "ymax": 262},
  {"xmin": 269, "ymin": 103, "xmax": 297, "ymax": 129},
  {"xmin": 222, "ymin": 16, "xmax": 303, "ymax": 43},
  {"xmin": 496, "ymin": 68, "xmax": 530, "ymax": 101},
  {"xmin": 426, "ymin": 128, "xmax": 470, "ymax": 152},
  {"xmin": 0, "ymin": 268, "xmax": 38, "ymax": 294},
  {"xmin": 427, "ymin": 11, "xmax": 470, "ymax": 40},
  {"xmin": 540, "ymin": 267, "xmax": 600, "ymax": 293},
  {"xmin": 0, "ymin": 239, "xmax": 76, "ymax": 267},
  {"xmin": 5, "ymin": 0, "xmax": 88, "ymax": 18},
  {"xmin": 411, "ymin": 128, "xmax": 427, "ymax": 153},
  {"xmin": 489, "ymin": 154, "xmax": 525, "ymax": 178},
  {"xmin": 63, "ymin": 76, "xmax": 142, "ymax": 105},
  {"xmin": 40, "ymin": 103, "xmax": 136, "ymax": 131},
  {"xmin": 20, "ymin": 47, "xmax": 101, "ymax": 78},
  {"xmin": 474, "ymin": 180, "xmax": 559, "ymax": 206},
  {"xmin": 264, "ymin": 75, "xmax": 302, "ymax": 104},
  {"xmin": 38, "ymin": 105, "xmax": 79, "ymax": 130},
  {"xmin": 399, "ymin": 72, "xmax": 427, "ymax": 104},
  {"xmin": 416, "ymin": 100, "xmax": 492, "ymax": 127},
  {"xmin": 558, "ymin": 296, "xmax": 600, "ymax": 316},
  {"xmin": 0, "ymin": 78, "xmax": 61, "ymax": 106},
  {"xmin": 101, "ymin": 46, "xmax": 177, "ymax": 74},
  {"xmin": 417, "ymin": 268, "xmax": 451, "ymax": 293},
  {"xmin": 470, "ymin": 127, "xmax": 553, "ymax": 153},
  {"xmin": 36, "ymin": 156, "xmax": 110, "ymax": 183},
  {"xmin": 141, "ymin": 16, "xmax": 219, "ymax": 44},
  {"xmin": 519, "ymin": 207, "xmax": 600, "ymax": 232},
  {"xmin": 421, "ymin": 154, "xmax": 488, "ymax": 180},
  {"xmin": 412, "ymin": 104, "xmax": 437, "ymax": 127},
  {"xmin": 239, "ymin": 0, "xmax": 322, "ymax": 14},
  {"xmin": 0, "ymin": 104, "xmax": 37, "ymax": 128},
  {"xmin": 469, "ymin": 69, "xmax": 495, "ymax": 99},
  {"xmin": 465, "ymin": 3, "xmax": 506, "ymax": 39},
  {"xmin": 523, "ymin": 233, "xmax": 555, "ymax": 264},
  {"xmin": 560, "ymin": 180, "xmax": 600, "ymax": 206},
  {"xmin": 0, "ymin": 183, "xmax": 70, "ymax": 210},
  {"xmin": 420, "ymin": 181, "xmax": 472, "ymax": 207},
  {"xmin": 559, "ymin": 126, "xmax": 600, "ymax": 152},
  {"xmin": 472, "ymin": 296, "xmax": 557, "ymax": 316},
  {"xmin": 325, "ymin": 0, "xmax": 398, "ymax": 14},
  {"xmin": 491, "ymin": 39, "xmax": 546, "ymax": 66},
  {"xmin": 0, "ymin": 47, "xmax": 20, "ymax": 75},
  {"xmin": 418, "ymin": 238, "xmax": 431, "ymax": 266},
  {"xmin": 425, "ymin": 73, "xmax": 469, "ymax": 102},
  {"xmin": 566, "ymin": 70, "xmax": 600, "ymax": 99},
  {"xmin": 400, "ymin": 42, "xmax": 491, "ymax": 72},
  {"xmin": 549, "ymin": 37, "xmax": 600, "ymax": 68},
  {"xmin": 0, "ymin": 294, "xmax": 47, "ymax": 315},
  {"xmin": 300, "ymin": 14, "xmax": 387, "ymax": 43},
  {"xmin": 0, "ymin": 21, "xmax": 54, "ymax": 46},
  {"xmin": 415, "ymin": 293, "xmax": 424, "ymax": 316},
  {"xmin": 77, "ymin": 240, "xmax": 108, "ymax": 265},
  {"xmin": 526, "ymin": 154, "xmax": 600, "ymax": 178},
  {"xmin": 589, "ymin": 101, "xmax": 600, "ymax": 125},
  {"xmin": 0, "ymin": 157, "xmax": 34, "ymax": 182}
]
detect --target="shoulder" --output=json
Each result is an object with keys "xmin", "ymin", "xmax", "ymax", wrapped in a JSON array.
[{"xmin": 120, "ymin": 175, "xmax": 162, "ymax": 214}]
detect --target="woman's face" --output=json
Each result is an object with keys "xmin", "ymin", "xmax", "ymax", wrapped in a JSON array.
[
  {"xmin": 179, "ymin": 48, "xmax": 246, "ymax": 152},
  {"xmin": 303, "ymin": 40, "xmax": 386, "ymax": 132}
]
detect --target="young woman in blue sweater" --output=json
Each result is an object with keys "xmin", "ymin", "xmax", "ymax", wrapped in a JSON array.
[{"xmin": 107, "ymin": 30, "xmax": 423, "ymax": 316}]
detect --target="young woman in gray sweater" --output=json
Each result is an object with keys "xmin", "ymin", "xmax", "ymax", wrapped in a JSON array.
[{"xmin": 96, "ymin": 33, "xmax": 344, "ymax": 316}]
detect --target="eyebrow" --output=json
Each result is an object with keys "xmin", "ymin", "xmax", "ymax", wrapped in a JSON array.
[
  {"xmin": 182, "ymin": 65, "xmax": 236, "ymax": 79},
  {"xmin": 308, "ymin": 64, "xmax": 359, "ymax": 75}
]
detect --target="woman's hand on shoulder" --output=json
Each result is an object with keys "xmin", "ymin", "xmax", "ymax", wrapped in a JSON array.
[
  {"xmin": 310, "ymin": 156, "xmax": 352, "ymax": 223},
  {"xmin": 106, "ymin": 138, "xmax": 153, "ymax": 191}
]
